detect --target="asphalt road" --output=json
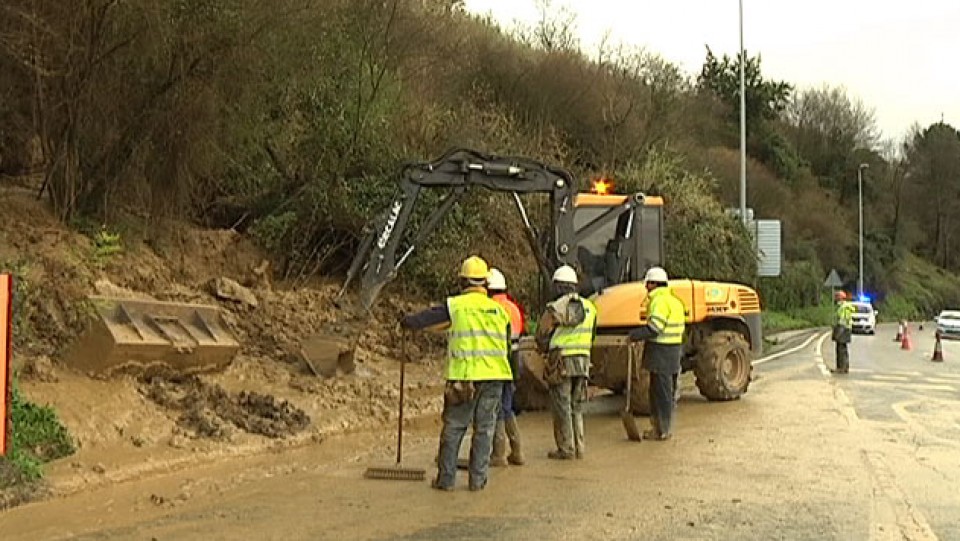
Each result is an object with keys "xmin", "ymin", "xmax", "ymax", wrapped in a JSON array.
[{"xmin": 1, "ymin": 324, "xmax": 957, "ymax": 540}]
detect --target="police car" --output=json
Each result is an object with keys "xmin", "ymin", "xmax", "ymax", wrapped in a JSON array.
[
  {"xmin": 935, "ymin": 310, "xmax": 960, "ymax": 339},
  {"xmin": 851, "ymin": 301, "xmax": 877, "ymax": 335}
]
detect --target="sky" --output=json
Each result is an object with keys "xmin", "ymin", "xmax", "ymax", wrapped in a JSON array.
[{"xmin": 462, "ymin": 0, "xmax": 960, "ymax": 141}]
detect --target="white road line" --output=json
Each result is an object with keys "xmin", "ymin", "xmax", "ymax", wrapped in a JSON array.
[
  {"xmin": 753, "ymin": 331, "xmax": 826, "ymax": 366},
  {"xmin": 854, "ymin": 380, "xmax": 956, "ymax": 393},
  {"xmin": 868, "ymin": 374, "xmax": 911, "ymax": 382},
  {"xmin": 864, "ymin": 451, "xmax": 939, "ymax": 541},
  {"xmin": 814, "ymin": 332, "xmax": 831, "ymax": 376}
]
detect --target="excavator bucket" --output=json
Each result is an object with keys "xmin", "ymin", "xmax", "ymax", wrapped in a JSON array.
[
  {"xmin": 298, "ymin": 332, "xmax": 358, "ymax": 378},
  {"xmin": 64, "ymin": 296, "xmax": 240, "ymax": 376}
]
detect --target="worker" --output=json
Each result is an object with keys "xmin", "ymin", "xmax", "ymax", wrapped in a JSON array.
[
  {"xmin": 831, "ymin": 291, "xmax": 855, "ymax": 374},
  {"xmin": 401, "ymin": 256, "xmax": 512, "ymax": 491},
  {"xmin": 628, "ymin": 267, "xmax": 685, "ymax": 441},
  {"xmin": 535, "ymin": 265, "xmax": 597, "ymax": 460},
  {"xmin": 487, "ymin": 268, "xmax": 526, "ymax": 467}
]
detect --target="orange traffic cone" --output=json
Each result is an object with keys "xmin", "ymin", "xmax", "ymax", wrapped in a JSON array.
[
  {"xmin": 901, "ymin": 327, "xmax": 912, "ymax": 350},
  {"xmin": 932, "ymin": 332, "xmax": 944, "ymax": 362}
]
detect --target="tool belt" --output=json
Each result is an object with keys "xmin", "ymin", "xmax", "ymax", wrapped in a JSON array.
[
  {"xmin": 543, "ymin": 349, "xmax": 567, "ymax": 386},
  {"xmin": 444, "ymin": 380, "xmax": 476, "ymax": 406}
]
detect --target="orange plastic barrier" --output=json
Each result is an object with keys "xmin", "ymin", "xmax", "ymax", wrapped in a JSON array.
[{"xmin": 1, "ymin": 274, "xmax": 11, "ymax": 456}]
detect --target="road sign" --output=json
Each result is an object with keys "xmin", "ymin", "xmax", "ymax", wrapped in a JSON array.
[
  {"xmin": 824, "ymin": 269, "xmax": 843, "ymax": 288},
  {"xmin": 1, "ymin": 274, "xmax": 11, "ymax": 456},
  {"xmin": 754, "ymin": 220, "xmax": 782, "ymax": 277}
]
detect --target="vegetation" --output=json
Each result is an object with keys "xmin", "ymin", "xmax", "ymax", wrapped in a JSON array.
[
  {"xmin": 0, "ymin": 263, "xmax": 75, "ymax": 490},
  {"xmin": 1, "ymin": 384, "xmax": 76, "ymax": 488},
  {"xmin": 0, "ymin": 1, "xmax": 957, "ymax": 316}
]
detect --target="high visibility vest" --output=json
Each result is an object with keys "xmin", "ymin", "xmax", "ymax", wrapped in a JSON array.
[
  {"xmin": 647, "ymin": 287, "xmax": 685, "ymax": 345},
  {"xmin": 835, "ymin": 302, "xmax": 855, "ymax": 329},
  {"xmin": 549, "ymin": 296, "xmax": 597, "ymax": 358},
  {"xmin": 446, "ymin": 291, "xmax": 512, "ymax": 381},
  {"xmin": 492, "ymin": 293, "xmax": 524, "ymax": 339}
]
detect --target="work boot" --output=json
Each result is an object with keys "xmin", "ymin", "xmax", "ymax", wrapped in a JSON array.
[
  {"xmin": 548, "ymin": 450, "xmax": 574, "ymax": 460},
  {"xmin": 504, "ymin": 417, "xmax": 525, "ymax": 465},
  {"xmin": 490, "ymin": 420, "xmax": 508, "ymax": 467}
]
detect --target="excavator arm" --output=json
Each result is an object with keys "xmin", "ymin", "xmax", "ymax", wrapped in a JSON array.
[{"xmin": 339, "ymin": 148, "xmax": 581, "ymax": 311}]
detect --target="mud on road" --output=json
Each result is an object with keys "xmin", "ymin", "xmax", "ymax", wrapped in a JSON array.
[{"xmin": 6, "ymin": 329, "xmax": 957, "ymax": 541}]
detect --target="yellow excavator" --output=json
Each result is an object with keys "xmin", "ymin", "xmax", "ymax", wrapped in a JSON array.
[{"xmin": 336, "ymin": 148, "xmax": 762, "ymax": 413}]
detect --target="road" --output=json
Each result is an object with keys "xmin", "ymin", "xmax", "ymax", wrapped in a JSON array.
[{"xmin": 1, "ymin": 324, "xmax": 958, "ymax": 540}]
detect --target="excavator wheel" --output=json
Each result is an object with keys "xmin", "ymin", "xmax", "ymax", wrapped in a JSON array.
[{"xmin": 693, "ymin": 330, "xmax": 752, "ymax": 401}]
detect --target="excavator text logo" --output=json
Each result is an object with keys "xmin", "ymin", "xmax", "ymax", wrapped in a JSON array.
[{"xmin": 377, "ymin": 200, "xmax": 403, "ymax": 249}]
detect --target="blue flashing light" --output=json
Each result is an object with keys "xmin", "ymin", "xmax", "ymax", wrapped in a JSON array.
[{"xmin": 858, "ymin": 294, "xmax": 872, "ymax": 303}]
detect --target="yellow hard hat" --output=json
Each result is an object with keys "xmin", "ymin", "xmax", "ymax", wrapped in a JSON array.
[{"xmin": 459, "ymin": 256, "xmax": 489, "ymax": 280}]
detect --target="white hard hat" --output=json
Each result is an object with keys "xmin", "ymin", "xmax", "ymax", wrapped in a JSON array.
[
  {"xmin": 552, "ymin": 265, "xmax": 578, "ymax": 284},
  {"xmin": 487, "ymin": 268, "xmax": 507, "ymax": 291},
  {"xmin": 644, "ymin": 266, "xmax": 669, "ymax": 283}
]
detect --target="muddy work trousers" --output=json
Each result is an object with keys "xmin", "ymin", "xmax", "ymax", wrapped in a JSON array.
[
  {"xmin": 648, "ymin": 372, "xmax": 676, "ymax": 437},
  {"xmin": 835, "ymin": 342, "xmax": 849, "ymax": 373},
  {"xmin": 549, "ymin": 376, "xmax": 587, "ymax": 456},
  {"xmin": 436, "ymin": 380, "xmax": 503, "ymax": 490}
]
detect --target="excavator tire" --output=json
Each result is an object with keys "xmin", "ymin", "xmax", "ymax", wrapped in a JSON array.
[{"xmin": 694, "ymin": 330, "xmax": 752, "ymax": 401}]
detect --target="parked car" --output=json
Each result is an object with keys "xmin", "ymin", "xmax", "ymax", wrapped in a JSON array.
[
  {"xmin": 935, "ymin": 310, "xmax": 960, "ymax": 339},
  {"xmin": 851, "ymin": 301, "xmax": 877, "ymax": 335}
]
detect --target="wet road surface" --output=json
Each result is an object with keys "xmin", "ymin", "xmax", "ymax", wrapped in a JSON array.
[{"xmin": 1, "ymin": 325, "xmax": 957, "ymax": 540}]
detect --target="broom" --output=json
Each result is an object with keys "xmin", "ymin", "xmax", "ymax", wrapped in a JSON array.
[{"xmin": 364, "ymin": 329, "xmax": 427, "ymax": 481}]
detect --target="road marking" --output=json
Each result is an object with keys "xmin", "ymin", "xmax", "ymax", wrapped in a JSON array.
[
  {"xmin": 814, "ymin": 332, "xmax": 831, "ymax": 376},
  {"xmin": 864, "ymin": 450, "xmax": 939, "ymax": 541},
  {"xmin": 868, "ymin": 374, "xmax": 911, "ymax": 382},
  {"xmin": 753, "ymin": 331, "xmax": 825, "ymax": 366},
  {"xmin": 855, "ymin": 380, "xmax": 956, "ymax": 393},
  {"xmin": 891, "ymin": 399, "xmax": 960, "ymax": 449}
]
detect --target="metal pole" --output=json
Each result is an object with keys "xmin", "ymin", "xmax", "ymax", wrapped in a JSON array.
[
  {"xmin": 858, "ymin": 163, "xmax": 868, "ymax": 298},
  {"xmin": 738, "ymin": 0, "xmax": 747, "ymax": 225}
]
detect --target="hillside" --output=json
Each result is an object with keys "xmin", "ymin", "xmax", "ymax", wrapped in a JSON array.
[{"xmin": 0, "ymin": 186, "xmax": 448, "ymax": 506}]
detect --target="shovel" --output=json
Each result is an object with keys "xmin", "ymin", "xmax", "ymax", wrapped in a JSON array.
[{"xmin": 621, "ymin": 343, "xmax": 642, "ymax": 442}]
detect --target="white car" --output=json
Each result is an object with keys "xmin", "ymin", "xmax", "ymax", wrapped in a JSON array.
[
  {"xmin": 851, "ymin": 301, "xmax": 877, "ymax": 335},
  {"xmin": 935, "ymin": 310, "xmax": 960, "ymax": 339}
]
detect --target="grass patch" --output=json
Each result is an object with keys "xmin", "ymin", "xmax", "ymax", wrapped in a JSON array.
[
  {"xmin": 0, "ymin": 382, "xmax": 76, "ymax": 497},
  {"xmin": 763, "ymin": 304, "xmax": 834, "ymax": 335}
]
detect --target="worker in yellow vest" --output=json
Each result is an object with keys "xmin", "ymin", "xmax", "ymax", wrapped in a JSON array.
[
  {"xmin": 629, "ymin": 267, "xmax": 685, "ymax": 441},
  {"xmin": 831, "ymin": 291, "xmax": 855, "ymax": 374},
  {"xmin": 402, "ymin": 256, "xmax": 512, "ymax": 491},
  {"xmin": 536, "ymin": 265, "xmax": 598, "ymax": 460}
]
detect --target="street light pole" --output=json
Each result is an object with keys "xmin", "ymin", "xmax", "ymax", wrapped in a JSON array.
[
  {"xmin": 858, "ymin": 163, "xmax": 869, "ymax": 298},
  {"xmin": 738, "ymin": 0, "xmax": 747, "ymax": 225}
]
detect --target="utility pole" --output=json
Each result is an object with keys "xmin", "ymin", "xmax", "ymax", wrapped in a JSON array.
[
  {"xmin": 858, "ymin": 163, "xmax": 869, "ymax": 298},
  {"xmin": 738, "ymin": 0, "xmax": 747, "ymax": 225}
]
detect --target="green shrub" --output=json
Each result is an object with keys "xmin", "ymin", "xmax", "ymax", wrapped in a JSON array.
[{"xmin": 1, "ymin": 384, "xmax": 76, "ymax": 488}]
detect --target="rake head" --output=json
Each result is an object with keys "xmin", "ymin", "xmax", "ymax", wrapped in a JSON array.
[{"xmin": 364, "ymin": 465, "xmax": 426, "ymax": 481}]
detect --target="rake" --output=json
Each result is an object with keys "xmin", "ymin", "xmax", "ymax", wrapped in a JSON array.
[{"xmin": 364, "ymin": 330, "xmax": 426, "ymax": 481}]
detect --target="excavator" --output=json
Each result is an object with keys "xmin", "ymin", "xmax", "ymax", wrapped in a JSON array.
[{"xmin": 331, "ymin": 148, "xmax": 762, "ymax": 413}]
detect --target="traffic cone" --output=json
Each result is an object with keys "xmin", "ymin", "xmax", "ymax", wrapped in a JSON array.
[
  {"xmin": 894, "ymin": 321, "xmax": 904, "ymax": 342},
  {"xmin": 932, "ymin": 332, "xmax": 944, "ymax": 362},
  {"xmin": 901, "ymin": 327, "xmax": 912, "ymax": 350}
]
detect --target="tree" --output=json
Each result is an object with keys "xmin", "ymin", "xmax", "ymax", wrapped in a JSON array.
[
  {"xmin": 903, "ymin": 122, "xmax": 960, "ymax": 268},
  {"xmin": 697, "ymin": 47, "xmax": 792, "ymax": 133}
]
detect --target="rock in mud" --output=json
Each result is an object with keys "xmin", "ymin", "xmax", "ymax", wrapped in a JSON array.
[
  {"xmin": 140, "ymin": 375, "xmax": 310, "ymax": 439},
  {"xmin": 210, "ymin": 277, "xmax": 259, "ymax": 307}
]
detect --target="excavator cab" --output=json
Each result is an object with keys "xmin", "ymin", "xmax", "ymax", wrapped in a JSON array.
[{"xmin": 569, "ymin": 193, "xmax": 664, "ymax": 297}]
